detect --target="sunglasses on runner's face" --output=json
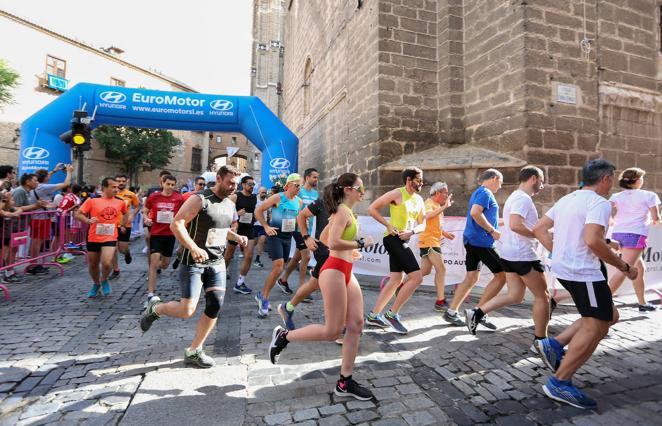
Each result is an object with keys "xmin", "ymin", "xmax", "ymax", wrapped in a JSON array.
[
  {"xmin": 347, "ymin": 185, "xmax": 365, "ymax": 194},
  {"xmin": 244, "ymin": 182, "xmax": 255, "ymax": 186}
]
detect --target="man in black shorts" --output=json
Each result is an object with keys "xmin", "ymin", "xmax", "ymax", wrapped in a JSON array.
[
  {"xmin": 532, "ymin": 160, "xmax": 638, "ymax": 409},
  {"xmin": 225, "ymin": 175, "xmax": 258, "ymax": 295}
]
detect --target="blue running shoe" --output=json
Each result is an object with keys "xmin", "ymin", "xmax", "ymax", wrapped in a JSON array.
[
  {"xmin": 384, "ymin": 311, "xmax": 408, "ymax": 334},
  {"xmin": 255, "ymin": 292, "xmax": 269, "ymax": 318},
  {"xmin": 87, "ymin": 283, "xmax": 100, "ymax": 298},
  {"xmin": 277, "ymin": 303, "xmax": 296, "ymax": 330},
  {"xmin": 535, "ymin": 337, "xmax": 564, "ymax": 372},
  {"xmin": 101, "ymin": 280, "xmax": 112, "ymax": 296},
  {"xmin": 542, "ymin": 377, "xmax": 597, "ymax": 410}
]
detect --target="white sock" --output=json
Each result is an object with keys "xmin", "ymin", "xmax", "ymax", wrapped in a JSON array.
[
  {"xmin": 237, "ymin": 275, "xmax": 245, "ymax": 286},
  {"xmin": 447, "ymin": 309, "xmax": 457, "ymax": 316},
  {"xmin": 148, "ymin": 293, "xmax": 154, "ymax": 299}
]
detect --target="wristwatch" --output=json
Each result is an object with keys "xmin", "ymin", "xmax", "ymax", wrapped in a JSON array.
[
  {"xmin": 302, "ymin": 234, "xmax": 310, "ymax": 241},
  {"xmin": 356, "ymin": 238, "xmax": 365, "ymax": 249}
]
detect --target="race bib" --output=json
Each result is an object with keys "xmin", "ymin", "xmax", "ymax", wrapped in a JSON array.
[
  {"xmin": 156, "ymin": 210, "xmax": 174, "ymax": 224},
  {"xmin": 406, "ymin": 219, "xmax": 416, "ymax": 232},
  {"xmin": 95, "ymin": 223, "xmax": 115, "ymax": 236},
  {"xmin": 206, "ymin": 228, "xmax": 229, "ymax": 248},
  {"xmin": 281, "ymin": 218, "xmax": 296, "ymax": 233},
  {"xmin": 239, "ymin": 212, "xmax": 253, "ymax": 224}
]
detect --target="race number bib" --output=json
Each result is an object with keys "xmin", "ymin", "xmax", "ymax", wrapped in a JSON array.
[
  {"xmin": 156, "ymin": 210, "xmax": 174, "ymax": 224},
  {"xmin": 95, "ymin": 223, "xmax": 115, "ymax": 236},
  {"xmin": 239, "ymin": 212, "xmax": 253, "ymax": 224},
  {"xmin": 206, "ymin": 228, "xmax": 229, "ymax": 248},
  {"xmin": 406, "ymin": 219, "xmax": 416, "ymax": 232},
  {"xmin": 281, "ymin": 218, "xmax": 296, "ymax": 233}
]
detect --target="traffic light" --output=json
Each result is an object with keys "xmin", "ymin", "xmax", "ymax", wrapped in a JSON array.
[{"xmin": 59, "ymin": 110, "xmax": 91, "ymax": 151}]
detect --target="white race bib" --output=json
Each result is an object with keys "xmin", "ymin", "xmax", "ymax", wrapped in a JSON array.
[
  {"xmin": 156, "ymin": 210, "xmax": 174, "ymax": 224},
  {"xmin": 206, "ymin": 228, "xmax": 229, "ymax": 248},
  {"xmin": 95, "ymin": 223, "xmax": 115, "ymax": 236},
  {"xmin": 239, "ymin": 212, "xmax": 253, "ymax": 224},
  {"xmin": 406, "ymin": 219, "xmax": 416, "ymax": 232},
  {"xmin": 281, "ymin": 218, "xmax": 296, "ymax": 233}
]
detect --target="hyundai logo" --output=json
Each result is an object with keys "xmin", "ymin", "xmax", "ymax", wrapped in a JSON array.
[
  {"xmin": 22, "ymin": 147, "xmax": 50, "ymax": 160},
  {"xmin": 269, "ymin": 158, "xmax": 291, "ymax": 169},
  {"xmin": 210, "ymin": 99, "xmax": 234, "ymax": 111},
  {"xmin": 99, "ymin": 91, "xmax": 127, "ymax": 104}
]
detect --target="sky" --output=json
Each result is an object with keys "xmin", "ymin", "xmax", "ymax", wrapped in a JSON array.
[{"xmin": 0, "ymin": 0, "xmax": 253, "ymax": 95}]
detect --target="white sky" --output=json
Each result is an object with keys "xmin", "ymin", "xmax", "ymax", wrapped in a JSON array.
[{"xmin": 0, "ymin": 0, "xmax": 253, "ymax": 95}]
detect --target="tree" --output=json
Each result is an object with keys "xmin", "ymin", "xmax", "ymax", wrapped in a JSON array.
[
  {"xmin": 0, "ymin": 59, "xmax": 19, "ymax": 108},
  {"xmin": 93, "ymin": 126, "xmax": 181, "ymax": 184}
]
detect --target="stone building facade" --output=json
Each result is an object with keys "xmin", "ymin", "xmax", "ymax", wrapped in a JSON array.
[{"xmin": 280, "ymin": 0, "xmax": 662, "ymax": 214}]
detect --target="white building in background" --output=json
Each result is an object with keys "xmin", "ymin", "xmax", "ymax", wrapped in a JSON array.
[{"xmin": 0, "ymin": 9, "xmax": 260, "ymax": 186}]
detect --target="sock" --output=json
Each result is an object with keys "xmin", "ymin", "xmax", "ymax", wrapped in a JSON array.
[
  {"xmin": 286, "ymin": 301, "xmax": 296, "ymax": 312},
  {"xmin": 447, "ymin": 309, "xmax": 457, "ymax": 316},
  {"xmin": 256, "ymin": 255, "xmax": 261, "ymax": 261},
  {"xmin": 113, "ymin": 269, "xmax": 120, "ymax": 273},
  {"xmin": 185, "ymin": 347, "xmax": 200, "ymax": 356},
  {"xmin": 385, "ymin": 310, "xmax": 395, "ymax": 318},
  {"xmin": 368, "ymin": 311, "xmax": 378, "ymax": 318},
  {"xmin": 339, "ymin": 374, "xmax": 352, "ymax": 383},
  {"xmin": 436, "ymin": 298, "xmax": 445, "ymax": 304},
  {"xmin": 534, "ymin": 335, "xmax": 546, "ymax": 340},
  {"xmin": 237, "ymin": 275, "xmax": 245, "ymax": 286},
  {"xmin": 148, "ymin": 292, "xmax": 154, "ymax": 299},
  {"xmin": 474, "ymin": 308, "xmax": 485, "ymax": 323}
]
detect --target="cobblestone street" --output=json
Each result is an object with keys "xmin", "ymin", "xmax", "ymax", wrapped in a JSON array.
[{"xmin": 1, "ymin": 243, "xmax": 661, "ymax": 425}]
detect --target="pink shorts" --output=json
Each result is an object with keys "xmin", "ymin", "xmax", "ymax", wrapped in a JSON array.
[{"xmin": 612, "ymin": 233, "xmax": 647, "ymax": 249}]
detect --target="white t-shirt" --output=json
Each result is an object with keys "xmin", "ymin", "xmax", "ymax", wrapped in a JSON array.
[
  {"xmin": 498, "ymin": 190, "xmax": 539, "ymax": 261},
  {"xmin": 610, "ymin": 189, "xmax": 661, "ymax": 236},
  {"xmin": 545, "ymin": 190, "xmax": 611, "ymax": 282}
]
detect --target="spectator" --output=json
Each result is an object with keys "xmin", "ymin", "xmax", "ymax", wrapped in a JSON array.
[{"xmin": 11, "ymin": 173, "xmax": 49, "ymax": 274}]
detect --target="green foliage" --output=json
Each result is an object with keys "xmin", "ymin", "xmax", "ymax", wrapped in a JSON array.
[
  {"xmin": 0, "ymin": 59, "xmax": 20, "ymax": 107},
  {"xmin": 93, "ymin": 126, "xmax": 181, "ymax": 182}
]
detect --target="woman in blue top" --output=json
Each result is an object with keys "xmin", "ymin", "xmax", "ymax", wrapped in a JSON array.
[{"xmin": 254, "ymin": 173, "xmax": 303, "ymax": 318}]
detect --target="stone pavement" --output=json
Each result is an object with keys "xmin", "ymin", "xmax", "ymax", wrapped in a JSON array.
[{"xmin": 1, "ymin": 240, "xmax": 662, "ymax": 425}]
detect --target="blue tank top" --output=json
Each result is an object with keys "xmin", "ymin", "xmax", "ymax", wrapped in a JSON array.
[
  {"xmin": 298, "ymin": 186, "xmax": 319, "ymax": 233},
  {"xmin": 270, "ymin": 193, "xmax": 302, "ymax": 238}
]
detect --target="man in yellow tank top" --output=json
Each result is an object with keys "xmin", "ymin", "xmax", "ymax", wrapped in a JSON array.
[{"xmin": 365, "ymin": 167, "xmax": 425, "ymax": 334}]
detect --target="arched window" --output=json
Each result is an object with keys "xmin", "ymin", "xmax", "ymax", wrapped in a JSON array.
[{"xmin": 303, "ymin": 57, "xmax": 312, "ymax": 116}]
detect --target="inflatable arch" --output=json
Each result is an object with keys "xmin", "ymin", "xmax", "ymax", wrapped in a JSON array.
[{"xmin": 19, "ymin": 83, "xmax": 298, "ymax": 187}]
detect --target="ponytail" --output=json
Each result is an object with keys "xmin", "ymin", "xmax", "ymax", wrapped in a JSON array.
[{"xmin": 323, "ymin": 173, "xmax": 359, "ymax": 214}]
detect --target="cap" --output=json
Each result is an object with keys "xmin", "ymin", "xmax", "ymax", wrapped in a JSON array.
[{"xmin": 286, "ymin": 173, "xmax": 301, "ymax": 185}]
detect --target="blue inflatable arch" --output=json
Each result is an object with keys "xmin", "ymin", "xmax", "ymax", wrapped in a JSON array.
[{"xmin": 19, "ymin": 82, "xmax": 298, "ymax": 187}]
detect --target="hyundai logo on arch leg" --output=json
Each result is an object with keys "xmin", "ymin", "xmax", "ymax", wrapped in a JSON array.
[
  {"xmin": 99, "ymin": 91, "xmax": 127, "ymax": 104},
  {"xmin": 269, "ymin": 158, "xmax": 291, "ymax": 169},
  {"xmin": 22, "ymin": 147, "xmax": 50, "ymax": 160}
]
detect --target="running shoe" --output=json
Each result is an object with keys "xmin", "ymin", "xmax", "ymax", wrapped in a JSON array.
[
  {"xmin": 27, "ymin": 265, "xmax": 49, "ymax": 275},
  {"xmin": 3, "ymin": 274, "xmax": 20, "ymax": 283},
  {"xmin": 302, "ymin": 294, "xmax": 313, "ymax": 303},
  {"xmin": 277, "ymin": 303, "xmax": 296, "ymax": 330},
  {"xmin": 109, "ymin": 270, "xmax": 120, "ymax": 280},
  {"xmin": 54, "ymin": 256, "xmax": 70, "ymax": 264},
  {"xmin": 434, "ymin": 299, "xmax": 447, "ymax": 312},
  {"xmin": 184, "ymin": 348, "xmax": 215, "ymax": 368},
  {"xmin": 443, "ymin": 310, "xmax": 465, "ymax": 326},
  {"xmin": 253, "ymin": 260, "xmax": 264, "ymax": 268},
  {"xmin": 535, "ymin": 337, "xmax": 565, "ymax": 372},
  {"xmin": 268, "ymin": 326, "xmax": 289, "ymax": 364},
  {"xmin": 140, "ymin": 296, "xmax": 162, "ymax": 332},
  {"xmin": 255, "ymin": 292, "xmax": 269, "ymax": 318},
  {"xmin": 277, "ymin": 278, "xmax": 293, "ymax": 294},
  {"xmin": 64, "ymin": 242, "xmax": 79, "ymax": 250},
  {"xmin": 101, "ymin": 280, "xmax": 112, "ymax": 296},
  {"xmin": 639, "ymin": 303, "xmax": 658, "ymax": 312},
  {"xmin": 542, "ymin": 377, "xmax": 597, "ymax": 410},
  {"xmin": 465, "ymin": 309, "xmax": 478, "ymax": 335},
  {"xmin": 87, "ymin": 283, "xmax": 100, "ymax": 298},
  {"xmin": 479, "ymin": 314, "xmax": 497, "ymax": 330},
  {"xmin": 365, "ymin": 312, "xmax": 390, "ymax": 328},
  {"xmin": 233, "ymin": 283, "xmax": 253, "ymax": 295},
  {"xmin": 335, "ymin": 330, "xmax": 344, "ymax": 345},
  {"xmin": 384, "ymin": 311, "xmax": 408, "ymax": 334},
  {"xmin": 142, "ymin": 246, "xmax": 148, "ymax": 254},
  {"xmin": 172, "ymin": 258, "xmax": 180, "ymax": 270},
  {"xmin": 334, "ymin": 378, "xmax": 374, "ymax": 401},
  {"xmin": 124, "ymin": 252, "xmax": 133, "ymax": 265}
]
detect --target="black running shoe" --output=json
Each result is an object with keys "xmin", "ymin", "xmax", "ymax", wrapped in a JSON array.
[
  {"xmin": 124, "ymin": 252, "xmax": 132, "ymax": 265},
  {"xmin": 27, "ymin": 265, "xmax": 49, "ymax": 275},
  {"xmin": 109, "ymin": 270, "xmax": 120, "ymax": 280},
  {"xmin": 465, "ymin": 309, "xmax": 478, "ymax": 335},
  {"xmin": 639, "ymin": 303, "xmax": 658, "ymax": 312},
  {"xmin": 302, "ymin": 294, "xmax": 313, "ymax": 303},
  {"xmin": 268, "ymin": 326, "xmax": 289, "ymax": 364},
  {"xmin": 443, "ymin": 311, "xmax": 465, "ymax": 326},
  {"xmin": 277, "ymin": 278, "xmax": 293, "ymax": 294},
  {"xmin": 172, "ymin": 258, "xmax": 180, "ymax": 270},
  {"xmin": 335, "ymin": 378, "xmax": 374, "ymax": 401},
  {"xmin": 184, "ymin": 348, "xmax": 215, "ymax": 368},
  {"xmin": 140, "ymin": 296, "xmax": 161, "ymax": 332}
]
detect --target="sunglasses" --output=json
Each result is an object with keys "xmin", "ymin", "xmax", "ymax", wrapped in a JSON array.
[
  {"xmin": 347, "ymin": 185, "xmax": 365, "ymax": 194},
  {"xmin": 244, "ymin": 182, "xmax": 255, "ymax": 186},
  {"xmin": 291, "ymin": 183, "xmax": 301, "ymax": 188}
]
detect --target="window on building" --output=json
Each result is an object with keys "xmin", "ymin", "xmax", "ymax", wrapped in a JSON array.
[
  {"xmin": 303, "ymin": 57, "xmax": 313, "ymax": 116},
  {"xmin": 110, "ymin": 77, "xmax": 125, "ymax": 87},
  {"xmin": 191, "ymin": 147, "xmax": 202, "ymax": 172},
  {"xmin": 46, "ymin": 55, "xmax": 66, "ymax": 78}
]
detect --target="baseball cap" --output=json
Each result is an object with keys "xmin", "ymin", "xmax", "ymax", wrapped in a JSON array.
[{"xmin": 286, "ymin": 173, "xmax": 301, "ymax": 185}]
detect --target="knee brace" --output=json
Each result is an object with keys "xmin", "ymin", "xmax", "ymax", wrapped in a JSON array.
[{"xmin": 204, "ymin": 290, "xmax": 224, "ymax": 319}]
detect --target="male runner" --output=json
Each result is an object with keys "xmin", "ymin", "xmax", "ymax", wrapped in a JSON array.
[
  {"xmin": 140, "ymin": 165, "xmax": 246, "ymax": 368},
  {"xmin": 443, "ymin": 169, "xmax": 506, "ymax": 328},
  {"xmin": 142, "ymin": 170, "xmax": 171, "ymax": 254},
  {"xmin": 143, "ymin": 175, "xmax": 184, "ymax": 303},
  {"xmin": 365, "ymin": 166, "xmax": 425, "ymax": 334},
  {"xmin": 277, "ymin": 168, "xmax": 319, "ymax": 294},
  {"xmin": 75, "ymin": 177, "xmax": 128, "ymax": 297},
  {"xmin": 533, "ymin": 159, "xmax": 637, "ymax": 409},
  {"xmin": 225, "ymin": 175, "xmax": 257, "ymax": 295},
  {"xmin": 253, "ymin": 186, "xmax": 269, "ymax": 268},
  {"xmin": 110, "ymin": 174, "xmax": 139, "ymax": 279}
]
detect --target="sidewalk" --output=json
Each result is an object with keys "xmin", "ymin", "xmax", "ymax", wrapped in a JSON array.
[{"xmin": 1, "ymin": 241, "xmax": 661, "ymax": 425}]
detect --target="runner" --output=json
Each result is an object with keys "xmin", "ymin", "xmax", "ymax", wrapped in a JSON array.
[
  {"xmin": 142, "ymin": 175, "xmax": 184, "ymax": 304},
  {"xmin": 110, "ymin": 174, "xmax": 139, "ymax": 279},
  {"xmin": 224, "ymin": 175, "xmax": 257, "ymax": 295},
  {"xmin": 142, "ymin": 170, "xmax": 172, "ymax": 254},
  {"xmin": 254, "ymin": 173, "xmax": 303, "ymax": 318},
  {"xmin": 74, "ymin": 177, "xmax": 128, "ymax": 297},
  {"xmin": 182, "ymin": 176, "xmax": 206, "ymax": 201},
  {"xmin": 419, "ymin": 182, "xmax": 455, "ymax": 312},
  {"xmin": 464, "ymin": 166, "xmax": 550, "ymax": 341},
  {"xmin": 252, "ymin": 186, "xmax": 269, "ymax": 268},
  {"xmin": 532, "ymin": 159, "xmax": 637, "ymax": 409},
  {"xmin": 608, "ymin": 167, "xmax": 661, "ymax": 311},
  {"xmin": 139, "ymin": 165, "xmax": 246, "ymax": 368},
  {"xmin": 277, "ymin": 168, "xmax": 319, "ymax": 294},
  {"xmin": 269, "ymin": 172, "xmax": 375, "ymax": 400},
  {"xmin": 277, "ymin": 186, "xmax": 331, "ymax": 330},
  {"xmin": 365, "ymin": 166, "xmax": 425, "ymax": 334},
  {"xmin": 443, "ymin": 169, "xmax": 506, "ymax": 328}
]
